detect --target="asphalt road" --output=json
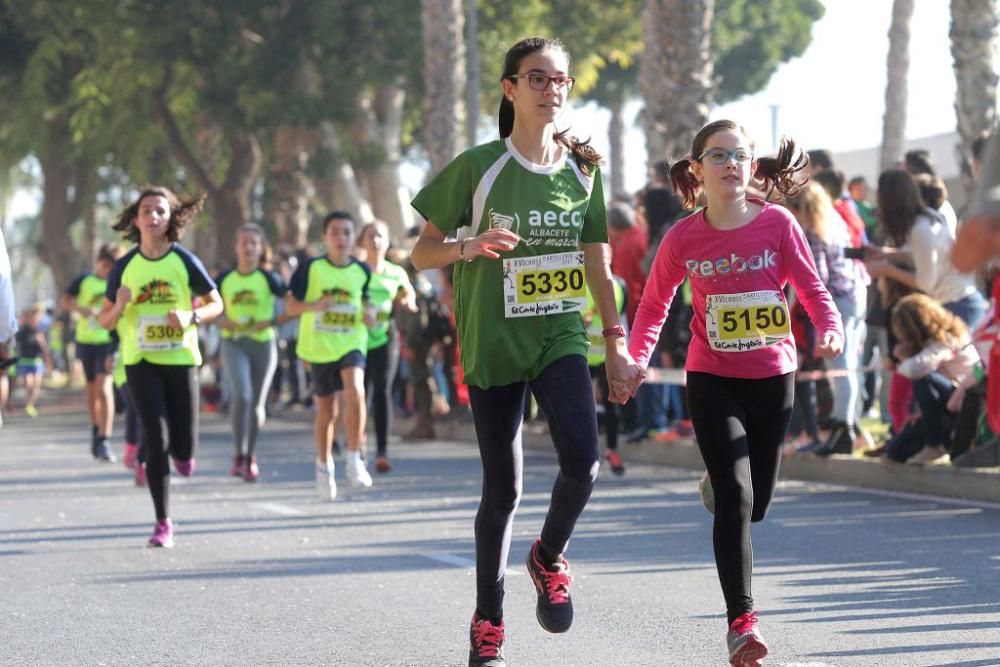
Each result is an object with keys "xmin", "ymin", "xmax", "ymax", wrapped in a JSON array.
[{"xmin": 1, "ymin": 396, "xmax": 999, "ymax": 667}]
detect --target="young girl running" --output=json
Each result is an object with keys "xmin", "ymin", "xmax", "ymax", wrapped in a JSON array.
[
  {"xmin": 628, "ymin": 120, "xmax": 844, "ymax": 666},
  {"xmin": 216, "ymin": 224, "xmax": 286, "ymax": 482},
  {"xmin": 99, "ymin": 187, "xmax": 223, "ymax": 548},
  {"xmin": 357, "ymin": 220, "xmax": 416, "ymax": 473},
  {"xmin": 287, "ymin": 210, "xmax": 375, "ymax": 500},
  {"xmin": 14, "ymin": 305, "xmax": 51, "ymax": 417},
  {"xmin": 63, "ymin": 243, "xmax": 124, "ymax": 461},
  {"xmin": 411, "ymin": 37, "xmax": 637, "ymax": 667}
]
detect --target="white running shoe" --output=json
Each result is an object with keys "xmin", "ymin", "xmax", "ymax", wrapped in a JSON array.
[
  {"xmin": 698, "ymin": 471, "xmax": 715, "ymax": 515},
  {"xmin": 345, "ymin": 452, "xmax": 373, "ymax": 488},
  {"xmin": 315, "ymin": 459, "xmax": 337, "ymax": 501}
]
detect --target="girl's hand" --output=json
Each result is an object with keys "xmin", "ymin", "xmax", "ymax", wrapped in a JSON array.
[
  {"xmin": 863, "ymin": 259, "xmax": 887, "ymax": 278},
  {"xmin": 946, "ymin": 386, "xmax": 966, "ymax": 413},
  {"xmin": 605, "ymin": 344, "xmax": 646, "ymax": 404},
  {"xmin": 362, "ymin": 304, "xmax": 378, "ymax": 328},
  {"xmin": 166, "ymin": 309, "xmax": 191, "ymax": 330},
  {"xmin": 464, "ymin": 229, "xmax": 520, "ymax": 260},
  {"xmin": 115, "ymin": 286, "xmax": 132, "ymax": 307},
  {"xmin": 313, "ymin": 295, "xmax": 333, "ymax": 312},
  {"xmin": 816, "ymin": 332, "xmax": 842, "ymax": 359}
]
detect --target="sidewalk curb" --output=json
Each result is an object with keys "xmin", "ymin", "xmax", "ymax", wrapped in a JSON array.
[{"xmin": 431, "ymin": 418, "xmax": 1000, "ymax": 504}]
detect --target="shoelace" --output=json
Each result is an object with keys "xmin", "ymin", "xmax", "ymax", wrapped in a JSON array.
[
  {"xmin": 730, "ymin": 612, "xmax": 759, "ymax": 636},
  {"xmin": 473, "ymin": 620, "xmax": 504, "ymax": 658},
  {"xmin": 539, "ymin": 561, "xmax": 573, "ymax": 603}
]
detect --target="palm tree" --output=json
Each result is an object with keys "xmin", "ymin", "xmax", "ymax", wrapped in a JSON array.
[
  {"xmin": 639, "ymin": 0, "xmax": 715, "ymax": 167},
  {"xmin": 950, "ymin": 0, "xmax": 999, "ymax": 156},
  {"xmin": 422, "ymin": 0, "xmax": 467, "ymax": 174},
  {"xmin": 880, "ymin": 0, "xmax": 915, "ymax": 171}
]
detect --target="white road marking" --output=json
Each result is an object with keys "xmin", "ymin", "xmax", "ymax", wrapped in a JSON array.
[
  {"xmin": 250, "ymin": 502, "xmax": 305, "ymax": 516},
  {"xmin": 422, "ymin": 552, "xmax": 522, "ymax": 575}
]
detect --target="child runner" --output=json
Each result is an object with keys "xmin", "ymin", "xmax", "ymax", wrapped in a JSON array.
[
  {"xmin": 14, "ymin": 305, "xmax": 52, "ymax": 417},
  {"xmin": 63, "ymin": 243, "xmax": 124, "ymax": 461},
  {"xmin": 99, "ymin": 187, "xmax": 222, "ymax": 548},
  {"xmin": 357, "ymin": 220, "xmax": 416, "ymax": 473},
  {"xmin": 584, "ymin": 269, "xmax": 628, "ymax": 474},
  {"xmin": 287, "ymin": 210, "xmax": 375, "ymax": 500},
  {"xmin": 628, "ymin": 120, "xmax": 844, "ymax": 667},
  {"xmin": 216, "ymin": 224, "xmax": 286, "ymax": 482},
  {"xmin": 411, "ymin": 37, "xmax": 637, "ymax": 667},
  {"xmin": 111, "ymin": 329, "xmax": 145, "ymax": 486}
]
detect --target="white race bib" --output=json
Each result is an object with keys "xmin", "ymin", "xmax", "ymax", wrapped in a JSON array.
[
  {"xmin": 705, "ymin": 290, "xmax": 790, "ymax": 353},
  {"xmin": 138, "ymin": 316, "xmax": 185, "ymax": 352},
  {"xmin": 315, "ymin": 304, "xmax": 357, "ymax": 333},
  {"xmin": 502, "ymin": 252, "xmax": 586, "ymax": 319}
]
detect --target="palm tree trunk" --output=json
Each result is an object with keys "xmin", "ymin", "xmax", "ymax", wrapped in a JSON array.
[
  {"xmin": 639, "ymin": 0, "xmax": 715, "ymax": 167},
  {"xmin": 266, "ymin": 126, "xmax": 311, "ymax": 247},
  {"xmin": 608, "ymin": 94, "xmax": 626, "ymax": 196},
  {"xmin": 880, "ymin": 0, "xmax": 915, "ymax": 171},
  {"xmin": 422, "ymin": 0, "xmax": 466, "ymax": 174},
  {"xmin": 950, "ymin": 0, "xmax": 999, "ymax": 156}
]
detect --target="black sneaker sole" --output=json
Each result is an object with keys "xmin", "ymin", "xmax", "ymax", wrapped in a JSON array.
[{"xmin": 525, "ymin": 549, "xmax": 573, "ymax": 633}]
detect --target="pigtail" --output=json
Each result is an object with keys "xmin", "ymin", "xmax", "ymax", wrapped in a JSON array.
[
  {"xmin": 554, "ymin": 130, "xmax": 603, "ymax": 176},
  {"xmin": 755, "ymin": 137, "xmax": 809, "ymax": 201},
  {"xmin": 669, "ymin": 158, "xmax": 702, "ymax": 209}
]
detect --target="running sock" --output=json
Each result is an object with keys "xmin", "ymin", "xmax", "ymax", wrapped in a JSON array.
[
  {"xmin": 536, "ymin": 542, "xmax": 560, "ymax": 567},
  {"xmin": 475, "ymin": 608, "xmax": 503, "ymax": 625}
]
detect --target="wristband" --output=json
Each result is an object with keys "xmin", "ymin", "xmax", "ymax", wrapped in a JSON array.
[
  {"xmin": 459, "ymin": 238, "xmax": 473, "ymax": 263},
  {"xmin": 602, "ymin": 324, "xmax": 626, "ymax": 339}
]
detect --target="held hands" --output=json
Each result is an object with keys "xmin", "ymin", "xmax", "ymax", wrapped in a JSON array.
[
  {"xmin": 816, "ymin": 332, "xmax": 843, "ymax": 359},
  {"xmin": 605, "ymin": 341, "xmax": 646, "ymax": 404},
  {"xmin": 463, "ymin": 229, "xmax": 520, "ymax": 261}
]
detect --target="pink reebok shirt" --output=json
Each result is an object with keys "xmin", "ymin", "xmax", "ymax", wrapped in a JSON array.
[{"xmin": 629, "ymin": 200, "xmax": 844, "ymax": 379}]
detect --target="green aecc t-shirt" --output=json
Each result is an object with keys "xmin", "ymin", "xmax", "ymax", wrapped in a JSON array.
[{"xmin": 411, "ymin": 137, "xmax": 608, "ymax": 388}]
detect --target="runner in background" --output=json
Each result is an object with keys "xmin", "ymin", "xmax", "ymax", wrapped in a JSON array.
[
  {"xmin": 215, "ymin": 224, "xmax": 287, "ymax": 482},
  {"xmin": 99, "ymin": 186, "xmax": 223, "ymax": 548},
  {"xmin": 357, "ymin": 220, "xmax": 417, "ymax": 473},
  {"xmin": 287, "ymin": 210, "xmax": 376, "ymax": 501},
  {"xmin": 584, "ymin": 264, "xmax": 627, "ymax": 475},
  {"xmin": 62, "ymin": 243, "xmax": 124, "ymax": 462},
  {"xmin": 411, "ymin": 36, "xmax": 638, "ymax": 667},
  {"xmin": 628, "ymin": 120, "xmax": 843, "ymax": 667},
  {"xmin": 14, "ymin": 304, "xmax": 52, "ymax": 417}
]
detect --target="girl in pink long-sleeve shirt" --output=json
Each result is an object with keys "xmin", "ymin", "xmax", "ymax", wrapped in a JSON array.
[{"xmin": 628, "ymin": 120, "xmax": 844, "ymax": 667}]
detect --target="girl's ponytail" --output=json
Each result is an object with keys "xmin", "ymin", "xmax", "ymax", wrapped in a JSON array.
[
  {"xmin": 554, "ymin": 130, "xmax": 603, "ymax": 176},
  {"xmin": 755, "ymin": 137, "xmax": 809, "ymax": 201},
  {"xmin": 669, "ymin": 157, "xmax": 702, "ymax": 209}
]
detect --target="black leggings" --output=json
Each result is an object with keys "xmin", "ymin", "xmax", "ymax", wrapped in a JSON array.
[
  {"xmin": 365, "ymin": 336, "xmax": 400, "ymax": 456},
  {"xmin": 590, "ymin": 363, "xmax": 619, "ymax": 450},
  {"xmin": 686, "ymin": 371, "xmax": 794, "ymax": 624},
  {"xmin": 468, "ymin": 354, "xmax": 600, "ymax": 619},
  {"xmin": 120, "ymin": 382, "xmax": 144, "ymax": 463},
  {"xmin": 125, "ymin": 362, "xmax": 199, "ymax": 521}
]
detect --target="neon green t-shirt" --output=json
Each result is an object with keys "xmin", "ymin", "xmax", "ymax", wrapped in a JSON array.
[
  {"xmin": 291, "ymin": 256, "xmax": 371, "ymax": 364},
  {"xmin": 67, "ymin": 272, "xmax": 112, "ymax": 345},
  {"xmin": 216, "ymin": 268, "xmax": 286, "ymax": 343},
  {"xmin": 584, "ymin": 277, "xmax": 626, "ymax": 367},
  {"xmin": 367, "ymin": 261, "xmax": 412, "ymax": 350},
  {"xmin": 105, "ymin": 244, "xmax": 216, "ymax": 366},
  {"xmin": 411, "ymin": 138, "xmax": 608, "ymax": 388}
]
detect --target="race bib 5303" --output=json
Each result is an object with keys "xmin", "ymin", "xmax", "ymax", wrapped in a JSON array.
[{"xmin": 138, "ymin": 316, "xmax": 185, "ymax": 351}]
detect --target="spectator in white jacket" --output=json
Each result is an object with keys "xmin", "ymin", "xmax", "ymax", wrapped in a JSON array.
[{"xmin": 0, "ymin": 226, "xmax": 17, "ymax": 426}]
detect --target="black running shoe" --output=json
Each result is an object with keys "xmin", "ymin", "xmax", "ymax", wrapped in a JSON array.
[
  {"xmin": 469, "ymin": 613, "xmax": 506, "ymax": 667},
  {"xmin": 525, "ymin": 539, "xmax": 574, "ymax": 633},
  {"xmin": 94, "ymin": 438, "xmax": 116, "ymax": 463},
  {"xmin": 814, "ymin": 421, "xmax": 851, "ymax": 457}
]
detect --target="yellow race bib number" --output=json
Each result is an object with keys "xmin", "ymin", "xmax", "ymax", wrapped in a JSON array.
[
  {"xmin": 706, "ymin": 291, "xmax": 790, "ymax": 352},
  {"xmin": 315, "ymin": 305, "xmax": 357, "ymax": 334},
  {"xmin": 718, "ymin": 305, "xmax": 789, "ymax": 339},
  {"xmin": 503, "ymin": 252, "xmax": 586, "ymax": 318},
  {"xmin": 138, "ymin": 316, "xmax": 185, "ymax": 351}
]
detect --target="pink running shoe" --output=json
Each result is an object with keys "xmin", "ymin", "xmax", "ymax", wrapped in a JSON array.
[
  {"xmin": 173, "ymin": 457, "xmax": 195, "ymax": 477},
  {"xmin": 134, "ymin": 463, "xmax": 147, "ymax": 488},
  {"xmin": 147, "ymin": 519, "xmax": 174, "ymax": 548},
  {"xmin": 230, "ymin": 454, "xmax": 245, "ymax": 477},
  {"xmin": 727, "ymin": 612, "xmax": 768, "ymax": 667},
  {"xmin": 123, "ymin": 443, "xmax": 139, "ymax": 469},
  {"xmin": 243, "ymin": 456, "xmax": 259, "ymax": 482},
  {"xmin": 525, "ymin": 539, "xmax": 574, "ymax": 633},
  {"xmin": 469, "ymin": 613, "xmax": 507, "ymax": 666}
]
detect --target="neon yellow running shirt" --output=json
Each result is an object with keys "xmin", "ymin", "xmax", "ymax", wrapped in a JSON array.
[
  {"xmin": 290, "ymin": 256, "xmax": 371, "ymax": 363},
  {"xmin": 105, "ymin": 244, "xmax": 216, "ymax": 366},
  {"xmin": 367, "ymin": 261, "xmax": 412, "ymax": 350},
  {"xmin": 66, "ymin": 273, "xmax": 111, "ymax": 345},
  {"xmin": 216, "ymin": 268, "xmax": 286, "ymax": 343},
  {"xmin": 584, "ymin": 277, "xmax": 626, "ymax": 367},
  {"xmin": 411, "ymin": 138, "xmax": 608, "ymax": 388}
]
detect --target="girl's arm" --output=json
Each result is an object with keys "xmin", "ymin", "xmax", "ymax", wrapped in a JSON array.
[
  {"xmin": 98, "ymin": 287, "xmax": 131, "ymax": 331},
  {"xmin": 896, "ymin": 341, "xmax": 953, "ymax": 380},
  {"xmin": 285, "ymin": 293, "xmax": 331, "ymax": 318},
  {"xmin": 411, "ymin": 222, "xmax": 519, "ymax": 271},
  {"xmin": 627, "ymin": 232, "xmax": 685, "ymax": 369}
]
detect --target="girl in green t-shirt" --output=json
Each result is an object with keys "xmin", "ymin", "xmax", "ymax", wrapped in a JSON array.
[
  {"xmin": 99, "ymin": 187, "xmax": 223, "ymax": 549},
  {"xmin": 215, "ymin": 224, "xmax": 288, "ymax": 482},
  {"xmin": 357, "ymin": 220, "xmax": 416, "ymax": 474},
  {"xmin": 411, "ymin": 36, "xmax": 641, "ymax": 667}
]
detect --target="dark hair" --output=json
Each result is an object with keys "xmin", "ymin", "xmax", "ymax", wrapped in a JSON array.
[
  {"xmin": 112, "ymin": 186, "xmax": 206, "ymax": 243},
  {"xmin": 971, "ymin": 131, "xmax": 992, "ymax": 162},
  {"xmin": 914, "ymin": 173, "xmax": 947, "ymax": 210},
  {"xmin": 357, "ymin": 219, "xmax": 390, "ymax": 248},
  {"xmin": 903, "ymin": 149, "xmax": 937, "ymax": 177},
  {"xmin": 877, "ymin": 169, "xmax": 925, "ymax": 247},
  {"xmin": 322, "ymin": 209, "xmax": 356, "ymax": 234},
  {"xmin": 807, "ymin": 149, "xmax": 834, "ymax": 172},
  {"xmin": 848, "ymin": 175, "xmax": 867, "ymax": 189},
  {"xmin": 498, "ymin": 37, "xmax": 603, "ymax": 175},
  {"xmin": 668, "ymin": 119, "xmax": 808, "ymax": 209},
  {"xmin": 651, "ymin": 160, "xmax": 671, "ymax": 183},
  {"xmin": 606, "ymin": 202, "xmax": 636, "ymax": 230},
  {"xmin": 813, "ymin": 169, "xmax": 845, "ymax": 201},
  {"xmin": 96, "ymin": 242, "xmax": 124, "ymax": 264},
  {"xmin": 236, "ymin": 223, "xmax": 272, "ymax": 270}
]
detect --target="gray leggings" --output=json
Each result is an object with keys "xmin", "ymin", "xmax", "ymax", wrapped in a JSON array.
[{"xmin": 221, "ymin": 337, "xmax": 278, "ymax": 457}]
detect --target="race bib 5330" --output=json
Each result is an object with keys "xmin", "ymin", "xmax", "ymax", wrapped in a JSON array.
[{"xmin": 502, "ymin": 252, "xmax": 585, "ymax": 318}]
